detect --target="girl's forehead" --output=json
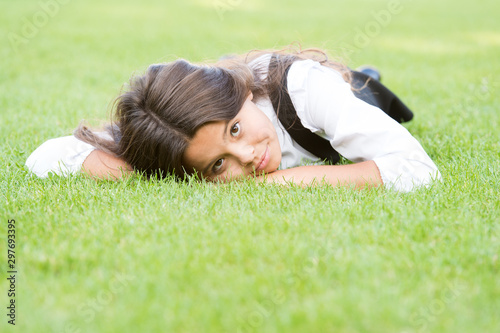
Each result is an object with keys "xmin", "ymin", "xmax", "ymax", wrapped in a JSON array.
[
  {"xmin": 184, "ymin": 121, "xmax": 228, "ymax": 169},
  {"xmin": 195, "ymin": 120, "xmax": 229, "ymax": 141}
]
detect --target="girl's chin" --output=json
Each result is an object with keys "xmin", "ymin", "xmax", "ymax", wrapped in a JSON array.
[
  {"xmin": 262, "ymin": 165, "xmax": 279, "ymax": 176},
  {"xmin": 268, "ymin": 155, "xmax": 281, "ymax": 173}
]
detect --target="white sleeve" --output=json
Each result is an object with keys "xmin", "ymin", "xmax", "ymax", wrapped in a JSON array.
[
  {"xmin": 287, "ymin": 60, "xmax": 441, "ymax": 192},
  {"xmin": 25, "ymin": 135, "xmax": 96, "ymax": 178}
]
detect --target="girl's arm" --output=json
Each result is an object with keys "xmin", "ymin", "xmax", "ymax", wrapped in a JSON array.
[
  {"xmin": 261, "ymin": 160, "xmax": 382, "ymax": 188},
  {"xmin": 25, "ymin": 135, "xmax": 130, "ymax": 179},
  {"xmin": 81, "ymin": 150, "xmax": 132, "ymax": 179},
  {"xmin": 285, "ymin": 60, "xmax": 441, "ymax": 192}
]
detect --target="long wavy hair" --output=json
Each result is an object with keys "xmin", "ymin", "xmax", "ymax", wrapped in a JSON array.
[{"xmin": 74, "ymin": 46, "xmax": 350, "ymax": 179}]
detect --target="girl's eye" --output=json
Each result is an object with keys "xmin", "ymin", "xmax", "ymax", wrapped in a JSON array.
[
  {"xmin": 213, "ymin": 158, "xmax": 224, "ymax": 173},
  {"xmin": 230, "ymin": 122, "xmax": 241, "ymax": 137}
]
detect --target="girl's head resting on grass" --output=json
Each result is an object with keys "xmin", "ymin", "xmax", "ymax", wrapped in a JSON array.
[
  {"xmin": 115, "ymin": 59, "xmax": 268, "ymax": 180},
  {"xmin": 74, "ymin": 47, "xmax": 349, "ymax": 181}
]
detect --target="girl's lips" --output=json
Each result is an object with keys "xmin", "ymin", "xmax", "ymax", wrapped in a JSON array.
[{"xmin": 255, "ymin": 146, "xmax": 270, "ymax": 172}]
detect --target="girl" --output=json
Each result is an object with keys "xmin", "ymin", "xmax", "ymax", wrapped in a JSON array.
[{"xmin": 25, "ymin": 47, "xmax": 441, "ymax": 192}]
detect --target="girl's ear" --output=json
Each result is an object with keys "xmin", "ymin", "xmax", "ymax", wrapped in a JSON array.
[{"xmin": 248, "ymin": 91, "xmax": 254, "ymax": 101}]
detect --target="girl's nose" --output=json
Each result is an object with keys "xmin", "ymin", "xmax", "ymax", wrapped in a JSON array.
[{"xmin": 233, "ymin": 143, "xmax": 255, "ymax": 166}]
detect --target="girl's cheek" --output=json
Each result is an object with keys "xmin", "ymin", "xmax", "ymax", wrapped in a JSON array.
[
  {"xmin": 256, "ymin": 126, "xmax": 276, "ymax": 141},
  {"xmin": 224, "ymin": 166, "xmax": 250, "ymax": 181}
]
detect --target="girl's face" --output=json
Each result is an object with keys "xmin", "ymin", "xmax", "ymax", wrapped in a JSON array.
[{"xmin": 183, "ymin": 93, "xmax": 282, "ymax": 181}]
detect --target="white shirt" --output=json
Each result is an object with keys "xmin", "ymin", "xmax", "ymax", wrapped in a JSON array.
[{"xmin": 26, "ymin": 55, "xmax": 441, "ymax": 191}]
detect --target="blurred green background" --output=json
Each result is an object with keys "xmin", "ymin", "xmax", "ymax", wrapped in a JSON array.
[{"xmin": 2, "ymin": 0, "xmax": 498, "ymax": 138}]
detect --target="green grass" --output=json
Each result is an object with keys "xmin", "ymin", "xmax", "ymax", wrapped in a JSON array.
[{"xmin": 1, "ymin": 0, "xmax": 499, "ymax": 332}]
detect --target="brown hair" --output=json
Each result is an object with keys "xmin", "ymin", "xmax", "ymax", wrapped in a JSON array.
[{"xmin": 74, "ymin": 46, "xmax": 350, "ymax": 179}]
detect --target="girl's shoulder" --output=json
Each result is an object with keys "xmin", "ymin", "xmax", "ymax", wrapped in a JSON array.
[
  {"xmin": 247, "ymin": 53, "xmax": 273, "ymax": 81},
  {"xmin": 247, "ymin": 53, "xmax": 273, "ymax": 68},
  {"xmin": 248, "ymin": 52, "xmax": 346, "ymax": 85},
  {"xmin": 288, "ymin": 58, "xmax": 346, "ymax": 86},
  {"xmin": 25, "ymin": 133, "xmax": 111, "ymax": 178}
]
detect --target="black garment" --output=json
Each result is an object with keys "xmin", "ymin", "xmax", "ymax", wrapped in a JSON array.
[{"xmin": 268, "ymin": 57, "xmax": 414, "ymax": 164}]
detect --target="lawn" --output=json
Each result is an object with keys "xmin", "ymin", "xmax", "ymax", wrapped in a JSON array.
[{"xmin": 1, "ymin": 0, "xmax": 499, "ymax": 332}]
